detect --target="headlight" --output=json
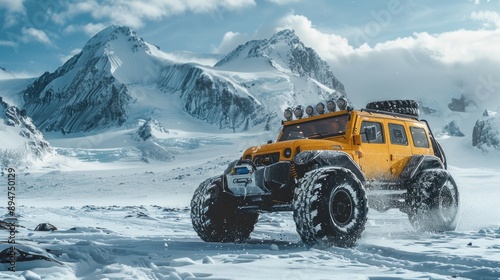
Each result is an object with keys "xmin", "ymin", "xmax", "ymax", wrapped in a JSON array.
[
  {"xmin": 327, "ymin": 100, "xmax": 336, "ymax": 112},
  {"xmin": 337, "ymin": 97, "xmax": 348, "ymax": 110},
  {"xmin": 284, "ymin": 107, "xmax": 293, "ymax": 121},
  {"xmin": 305, "ymin": 105, "xmax": 314, "ymax": 117},
  {"xmin": 293, "ymin": 105, "xmax": 303, "ymax": 119},
  {"xmin": 284, "ymin": 148, "xmax": 292, "ymax": 158},
  {"xmin": 316, "ymin": 102, "xmax": 325, "ymax": 114}
]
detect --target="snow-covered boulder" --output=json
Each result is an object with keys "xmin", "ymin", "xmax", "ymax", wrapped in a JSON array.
[
  {"xmin": 472, "ymin": 110, "xmax": 500, "ymax": 152},
  {"xmin": 134, "ymin": 117, "xmax": 169, "ymax": 141},
  {"xmin": 132, "ymin": 118, "xmax": 175, "ymax": 162},
  {"xmin": 439, "ymin": 120, "xmax": 465, "ymax": 137},
  {"xmin": 0, "ymin": 97, "xmax": 54, "ymax": 168}
]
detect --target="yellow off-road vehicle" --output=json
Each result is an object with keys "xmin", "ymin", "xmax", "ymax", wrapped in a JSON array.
[{"xmin": 191, "ymin": 99, "xmax": 460, "ymax": 247}]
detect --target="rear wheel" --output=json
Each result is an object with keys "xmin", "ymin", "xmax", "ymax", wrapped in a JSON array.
[
  {"xmin": 293, "ymin": 167, "xmax": 368, "ymax": 247},
  {"xmin": 407, "ymin": 169, "xmax": 460, "ymax": 232},
  {"xmin": 191, "ymin": 176, "xmax": 259, "ymax": 242}
]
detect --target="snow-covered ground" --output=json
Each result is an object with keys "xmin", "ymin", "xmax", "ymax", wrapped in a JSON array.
[{"xmin": 1, "ymin": 123, "xmax": 500, "ymax": 279}]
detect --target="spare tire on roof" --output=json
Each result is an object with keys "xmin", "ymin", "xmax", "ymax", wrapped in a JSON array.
[{"xmin": 365, "ymin": 100, "xmax": 419, "ymax": 117}]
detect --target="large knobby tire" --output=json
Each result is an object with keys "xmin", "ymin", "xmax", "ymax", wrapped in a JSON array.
[
  {"xmin": 407, "ymin": 169, "xmax": 460, "ymax": 232},
  {"xmin": 293, "ymin": 167, "xmax": 368, "ymax": 247},
  {"xmin": 191, "ymin": 176, "xmax": 259, "ymax": 242},
  {"xmin": 366, "ymin": 100, "xmax": 419, "ymax": 117}
]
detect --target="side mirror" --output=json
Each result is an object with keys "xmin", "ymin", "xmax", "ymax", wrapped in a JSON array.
[
  {"xmin": 364, "ymin": 126, "xmax": 378, "ymax": 142},
  {"xmin": 267, "ymin": 140, "xmax": 273, "ymax": 144}
]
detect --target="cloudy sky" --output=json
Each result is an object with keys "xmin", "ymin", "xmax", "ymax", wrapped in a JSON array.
[{"xmin": 1, "ymin": 0, "xmax": 500, "ymax": 109}]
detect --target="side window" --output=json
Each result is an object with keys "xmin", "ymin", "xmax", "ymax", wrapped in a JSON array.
[
  {"xmin": 389, "ymin": 123, "xmax": 408, "ymax": 145},
  {"xmin": 410, "ymin": 127, "xmax": 430, "ymax": 148},
  {"xmin": 361, "ymin": 121, "xmax": 384, "ymax": 143}
]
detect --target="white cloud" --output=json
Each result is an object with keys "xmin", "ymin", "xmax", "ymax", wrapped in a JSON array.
[
  {"xmin": 266, "ymin": 0, "xmax": 302, "ymax": 4},
  {"xmin": 474, "ymin": 0, "xmax": 492, "ymax": 4},
  {"xmin": 267, "ymin": 13, "xmax": 500, "ymax": 65},
  {"xmin": 0, "ymin": 0, "xmax": 26, "ymax": 27},
  {"xmin": 21, "ymin": 27, "xmax": 54, "ymax": 46},
  {"xmin": 0, "ymin": 0, "xmax": 25, "ymax": 13},
  {"xmin": 214, "ymin": 13, "xmax": 500, "ymax": 111},
  {"xmin": 65, "ymin": 23, "xmax": 108, "ymax": 36},
  {"xmin": 0, "ymin": 40, "xmax": 17, "ymax": 47},
  {"xmin": 276, "ymin": 14, "xmax": 355, "ymax": 63},
  {"xmin": 471, "ymin": 10, "xmax": 500, "ymax": 28},
  {"xmin": 56, "ymin": 0, "xmax": 256, "ymax": 30},
  {"xmin": 214, "ymin": 13, "xmax": 355, "ymax": 58},
  {"xmin": 215, "ymin": 31, "xmax": 252, "ymax": 54}
]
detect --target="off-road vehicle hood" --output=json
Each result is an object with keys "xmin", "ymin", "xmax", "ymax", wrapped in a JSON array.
[{"xmin": 243, "ymin": 138, "xmax": 349, "ymax": 160}]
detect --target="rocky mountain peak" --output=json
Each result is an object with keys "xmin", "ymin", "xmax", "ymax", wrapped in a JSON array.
[
  {"xmin": 0, "ymin": 97, "xmax": 54, "ymax": 168},
  {"xmin": 267, "ymin": 29, "xmax": 302, "ymax": 50},
  {"xmin": 215, "ymin": 29, "xmax": 344, "ymax": 93},
  {"xmin": 83, "ymin": 25, "xmax": 151, "ymax": 56},
  {"xmin": 22, "ymin": 25, "xmax": 143, "ymax": 133}
]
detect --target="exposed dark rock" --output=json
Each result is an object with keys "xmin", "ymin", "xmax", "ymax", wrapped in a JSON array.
[
  {"xmin": 215, "ymin": 29, "xmax": 345, "ymax": 93},
  {"xmin": 1, "ymin": 100, "xmax": 54, "ymax": 167},
  {"xmin": 448, "ymin": 95, "xmax": 476, "ymax": 112},
  {"xmin": 0, "ymin": 247, "xmax": 62, "ymax": 265},
  {"xmin": 21, "ymin": 26, "xmax": 346, "ymax": 134},
  {"xmin": 34, "ymin": 223, "xmax": 58, "ymax": 231},
  {"xmin": 472, "ymin": 110, "xmax": 500, "ymax": 151},
  {"xmin": 440, "ymin": 121, "xmax": 465, "ymax": 137}
]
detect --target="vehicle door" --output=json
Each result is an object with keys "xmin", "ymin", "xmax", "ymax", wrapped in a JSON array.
[
  {"xmin": 387, "ymin": 122, "xmax": 412, "ymax": 178},
  {"xmin": 357, "ymin": 119, "xmax": 391, "ymax": 180}
]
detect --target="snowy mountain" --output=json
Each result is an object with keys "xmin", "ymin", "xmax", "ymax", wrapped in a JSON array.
[
  {"xmin": 215, "ymin": 29, "xmax": 345, "ymax": 93},
  {"xmin": 22, "ymin": 26, "xmax": 139, "ymax": 133},
  {"xmin": 22, "ymin": 25, "xmax": 346, "ymax": 134},
  {"xmin": 0, "ymin": 97, "xmax": 54, "ymax": 168}
]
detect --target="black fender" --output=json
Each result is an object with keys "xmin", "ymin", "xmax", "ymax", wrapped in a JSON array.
[
  {"xmin": 293, "ymin": 150, "xmax": 366, "ymax": 183},
  {"xmin": 399, "ymin": 155, "xmax": 445, "ymax": 181}
]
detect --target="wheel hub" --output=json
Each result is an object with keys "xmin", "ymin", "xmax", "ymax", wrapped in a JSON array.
[
  {"xmin": 439, "ymin": 182, "xmax": 457, "ymax": 220},
  {"xmin": 330, "ymin": 188, "xmax": 354, "ymax": 226}
]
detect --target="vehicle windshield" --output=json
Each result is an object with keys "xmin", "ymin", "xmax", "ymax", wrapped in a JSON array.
[{"xmin": 279, "ymin": 114, "xmax": 349, "ymax": 141}]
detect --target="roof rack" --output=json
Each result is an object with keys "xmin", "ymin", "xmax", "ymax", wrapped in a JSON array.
[{"xmin": 360, "ymin": 108, "xmax": 420, "ymax": 121}]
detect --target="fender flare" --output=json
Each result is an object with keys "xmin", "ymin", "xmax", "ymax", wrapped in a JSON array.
[
  {"xmin": 399, "ymin": 155, "xmax": 445, "ymax": 180},
  {"xmin": 293, "ymin": 150, "xmax": 366, "ymax": 183}
]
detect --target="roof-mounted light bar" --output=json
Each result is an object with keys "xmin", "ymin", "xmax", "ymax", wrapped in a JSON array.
[{"xmin": 283, "ymin": 97, "xmax": 350, "ymax": 121}]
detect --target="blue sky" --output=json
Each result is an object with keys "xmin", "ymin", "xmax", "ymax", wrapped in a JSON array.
[
  {"xmin": 1, "ymin": 0, "xmax": 500, "ymax": 109},
  {"xmin": 0, "ymin": 0, "xmax": 497, "ymax": 75}
]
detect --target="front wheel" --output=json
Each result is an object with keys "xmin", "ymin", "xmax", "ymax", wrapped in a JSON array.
[
  {"xmin": 293, "ymin": 167, "xmax": 368, "ymax": 247},
  {"xmin": 407, "ymin": 169, "xmax": 460, "ymax": 232},
  {"xmin": 191, "ymin": 176, "xmax": 259, "ymax": 242}
]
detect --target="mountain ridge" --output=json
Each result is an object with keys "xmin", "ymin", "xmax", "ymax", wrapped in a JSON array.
[
  {"xmin": 20, "ymin": 25, "xmax": 347, "ymax": 135},
  {"xmin": 0, "ymin": 97, "xmax": 54, "ymax": 168},
  {"xmin": 215, "ymin": 29, "xmax": 345, "ymax": 92}
]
